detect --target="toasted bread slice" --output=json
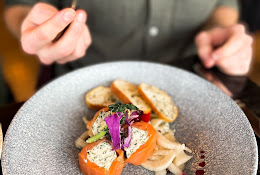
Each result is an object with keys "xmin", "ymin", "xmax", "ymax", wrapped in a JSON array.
[
  {"xmin": 138, "ymin": 83, "xmax": 178, "ymax": 122},
  {"xmin": 85, "ymin": 86, "xmax": 117, "ymax": 110},
  {"xmin": 110, "ymin": 80, "xmax": 152, "ymax": 114}
]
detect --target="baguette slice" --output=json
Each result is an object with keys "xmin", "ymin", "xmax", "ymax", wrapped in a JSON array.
[
  {"xmin": 111, "ymin": 80, "xmax": 152, "ymax": 114},
  {"xmin": 85, "ymin": 86, "xmax": 118, "ymax": 110},
  {"xmin": 138, "ymin": 83, "xmax": 178, "ymax": 122}
]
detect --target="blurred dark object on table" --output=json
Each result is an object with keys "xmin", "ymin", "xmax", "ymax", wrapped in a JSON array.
[
  {"xmin": 240, "ymin": 0, "xmax": 260, "ymax": 32},
  {"xmin": 172, "ymin": 55, "xmax": 260, "ymax": 117},
  {"xmin": 0, "ymin": 60, "xmax": 14, "ymax": 106},
  {"xmin": 36, "ymin": 64, "xmax": 55, "ymax": 90},
  {"xmin": 0, "ymin": 102, "xmax": 23, "ymax": 135},
  {"xmin": 172, "ymin": 54, "xmax": 260, "ymax": 173}
]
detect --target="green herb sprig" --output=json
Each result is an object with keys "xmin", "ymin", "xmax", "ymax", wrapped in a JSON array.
[{"xmin": 108, "ymin": 102, "xmax": 138, "ymax": 113}]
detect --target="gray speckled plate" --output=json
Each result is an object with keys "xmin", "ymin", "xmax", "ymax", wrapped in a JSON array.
[{"xmin": 1, "ymin": 61, "xmax": 258, "ymax": 175}]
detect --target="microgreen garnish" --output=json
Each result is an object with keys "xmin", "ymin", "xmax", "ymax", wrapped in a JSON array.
[{"xmin": 108, "ymin": 102, "xmax": 139, "ymax": 113}]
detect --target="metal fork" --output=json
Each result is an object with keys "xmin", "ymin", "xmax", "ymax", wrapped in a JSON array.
[
  {"xmin": 53, "ymin": 0, "xmax": 78, "ymax": 42},
  {"xmin": 71, "ymin": 0, "xmax": 77, "ymax": 10}
]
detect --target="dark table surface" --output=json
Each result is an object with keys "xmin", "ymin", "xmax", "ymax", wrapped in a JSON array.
[{"xmin": 1, "ymin": 55, "xmax": 260, "ymax": 174}]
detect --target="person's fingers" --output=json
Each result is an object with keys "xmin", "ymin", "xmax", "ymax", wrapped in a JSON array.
[
  {"xmin": 196, "ymin": 25, "xmax": 252, "ymax": 70},
  {"xmin": 56, "ymin": 36, "xmax": 87, "ymax": 64},
  {"xmin": 69, "ymin": 25, "xmax": 91, "ymax": 60},
  {"xmin": 216, "ymin": 46, "xmax": 252, "ymax": 75},
  {"xmin": 195, "ymin": 32, "xmax": 212, "ymax": 60},
  {"xmin": 21, "ymin": 3, "xmax": 58, "ymax": 33},
  {"xmin": 28, "ymin": 3, "xmax": 58, "ymax": 25},
  {"xmin": 206, "ymin": 27, "xmax": 229, "ymax": 47},
  {"xmin": 211, "ymin": 25, "xmax": 252, "ymax": 60},
  {"xmin": 56, "ymin": 25, "xmax": 92, "ymax": 64},
  {"xmin": 21, "ymin": 8, "xmax": 76, "ymax": 54},
  {"xmin": 195, "ymin": 32, "xmax": 214, "ymax": 68},
  {"xmin": 195, "ymin": 27, "xmax": 231, "ymax": 68},
  {"xmin": 196, "ymin": 27, "xmax": 230, "ymax": 66},
  {"xmin": 38, "ymin": 11, "xmax": 90, "ymax": 64}
]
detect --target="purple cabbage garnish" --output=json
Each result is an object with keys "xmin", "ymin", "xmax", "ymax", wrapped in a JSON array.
[
  {"xmin": 104, "ymin": 113, "xmax": 122, "ymax": 150},
  {"xmin": 125, "ymin": 110, "xmax": 144, "ymax": 125},
  {"xmin": 122, "ymin": 125, "xmax": 132, "ymax": 149},
  {"xmin": 121, "ymin": 110, "xmax": 143, "ymax": 149},
  {"xmin": 104, "ymin": 108, "xmax": 144, "ymax": 151},
  {"xmin": 131, "ymin": 110, "xmax": 144, "ymax": 116}
]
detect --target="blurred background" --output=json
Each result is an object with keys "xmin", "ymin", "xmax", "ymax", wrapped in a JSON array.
[
  {"xmin": 0, "ymin": 0, "xmax": 39, "ymax": 105},
  {"xmin": 0, "ymin": 0, "xmax": 260, "ymax": 106}
]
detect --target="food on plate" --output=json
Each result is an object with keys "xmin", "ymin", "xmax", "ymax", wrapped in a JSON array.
[
  {"xmin": 78, "ymin": 103, "xmax": 157, "ymax": 175},
  {"xmin": 150, "ymin": 118, "xmax": 172, "ymax": 134},
  {"xmin": 138, "ymin": 83, "xmax": 178, "ymax": 122},
  {"xmin": 76, "ymin": 80, "xmax": 192, "ymax": 175},
  {"xmin": 78, "ymin": 138, "xmax": 124, "ymax": 175},
  {"xmin": 75, "ymin": 130, "xmax": 89, "ymax": 149},
  {"xmin": 125, "ymin": 122, "xmax": 156, "ymax": 165},
  {"xmin": 144, "ymin": 118, "xmax": 192, "ymax": 175},
  {"xmin": 85, "ymin": 86, "xmax": 118, "ymax": 110},
  {"xmin": 111, "ymin": 80, "xmax": 152, "ymax": 114},
  {"xmin": 141, "ymin": 149, "xmax": 177, "ymax": 172},
  {"xmin": 86, "ymin": 107, "xmax": 110, "ymax": 137}
]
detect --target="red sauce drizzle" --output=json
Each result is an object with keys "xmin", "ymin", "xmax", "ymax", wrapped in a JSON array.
[
  {"xmin": 199, "ymin": 161, "xmax": 205, "ymax": 167},
  {"xmin": 195, "ymin": 150, "xmax": 205, "ymax": 175},
  {"xmin": 195, "ymin": 170, "xmax": 205, "ymax": 175}
]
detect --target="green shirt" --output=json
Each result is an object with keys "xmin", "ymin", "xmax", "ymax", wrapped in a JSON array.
[{"xmin": 5, "ymin": 0, "xmax": 239, "ymax": 76}]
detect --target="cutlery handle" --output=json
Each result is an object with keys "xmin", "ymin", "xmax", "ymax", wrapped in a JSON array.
[
  {"xmin": 53, "ymin": 0, "xmax": 77, "ymax": 42},
  {"xmin": 52, "ymin": 24, "xmax": 71, "ymax": 42}
]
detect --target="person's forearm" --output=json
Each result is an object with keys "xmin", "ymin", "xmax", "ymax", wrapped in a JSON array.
[
  {"xmin": 4, "ymin": 5, "xmax": 32, "ymax": 39},
  {"xmin": 203, "ymin": 6, "xmax": 239, "ymax": 29}
]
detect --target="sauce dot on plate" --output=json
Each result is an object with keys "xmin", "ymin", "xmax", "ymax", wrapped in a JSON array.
[{"xmin": 195, "ymin": 170, "xmax": 205, "ymax": 175}]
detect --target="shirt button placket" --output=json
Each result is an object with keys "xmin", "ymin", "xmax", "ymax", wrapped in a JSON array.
[{"xmin": 149, "ymin": 26, "xmax": 159, "ymax": 37}]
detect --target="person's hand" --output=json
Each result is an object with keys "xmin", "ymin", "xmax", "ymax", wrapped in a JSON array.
[
  {"xmin": 21, "ymin": 2, "xmax": 92, "ymax": 64},
  {"xmin": 195, "ymin": 24, "xmax": 253, "ymax": 75}
]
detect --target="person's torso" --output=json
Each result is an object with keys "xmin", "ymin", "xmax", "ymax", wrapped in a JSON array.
[{"xmin": 55, "ymin": 0, "xmax": 219, "ymax": 74}]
